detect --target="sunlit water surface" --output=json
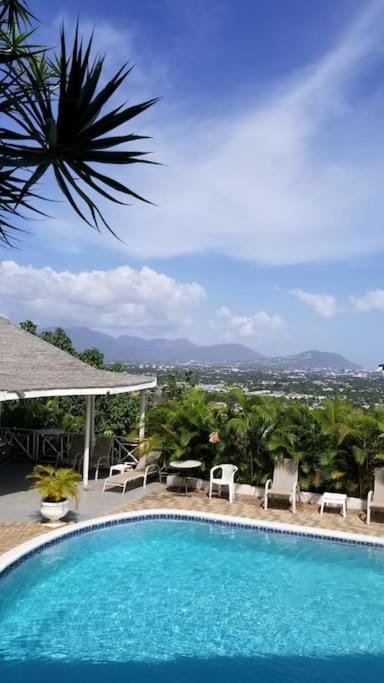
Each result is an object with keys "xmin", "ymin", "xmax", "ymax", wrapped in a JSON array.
[{"xmin": 1, "ymin": 520, "xmax": 384, "ymax": 682}]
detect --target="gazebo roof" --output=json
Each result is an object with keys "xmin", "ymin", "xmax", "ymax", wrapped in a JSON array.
[{"xmin": 0, "ymin": 317, "xmax": 156, "ymax": 400}]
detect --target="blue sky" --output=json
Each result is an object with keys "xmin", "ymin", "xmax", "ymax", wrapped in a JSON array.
[{"xmin": 2, "ymin": 0, "xmax": 384, "ymax": 367}]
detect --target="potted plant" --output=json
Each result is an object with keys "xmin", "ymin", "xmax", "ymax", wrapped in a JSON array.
[{"xmin": 27, "ymin": 465, "xmax": 81, "ymax": 523}]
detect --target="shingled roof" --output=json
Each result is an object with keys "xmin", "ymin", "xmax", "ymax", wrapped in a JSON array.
[{"xmin": 0, "ymin": 317, "xmax": 156, "ymax": 400}]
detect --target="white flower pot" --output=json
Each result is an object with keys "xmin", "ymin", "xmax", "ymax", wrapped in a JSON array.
[{"xmin": 40, "ymin": 499, "xmax": 69, "ymax": 522}]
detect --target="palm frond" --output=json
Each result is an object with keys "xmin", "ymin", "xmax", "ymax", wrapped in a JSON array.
[
  {"xmin": 0, "ymin": 26, "xmax": 44, "ymax": 64},
  {"xmin": 0, "ymin": 0, "xmax": 36, "ymax": 30},
  {"xmin": 0, "ymin": 168, "xmax": 44, "ymax": 243},
  {"xmin": 0, "ymin": 25, "xmax": 158, "ymax": 236}
]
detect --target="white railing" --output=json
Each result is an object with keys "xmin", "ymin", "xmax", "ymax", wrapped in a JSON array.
[
  {"xmin": 0, "ymin": 428, "xmax": 139, "ymax": 468},
  {"xmin": 114, "ymin": 438, "xmax": 139, "ymax": 465}
]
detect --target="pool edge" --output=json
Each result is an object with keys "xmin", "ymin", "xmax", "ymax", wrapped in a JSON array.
[{"xmin": 1, "ymin": 509, "xmax": 384, "ymax": 576}]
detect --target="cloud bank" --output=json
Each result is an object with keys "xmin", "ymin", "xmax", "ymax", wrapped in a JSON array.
[
  {"xmin": 293, "ymin": 287, "xmax": 384, "ymax": 317},
  {"xmin": 350, "ymin": 290, "xmax": 384, "ymax": 312},
  {"xmin": 0, "ymin": 261, "xmax": 205, "ymax": 336}
]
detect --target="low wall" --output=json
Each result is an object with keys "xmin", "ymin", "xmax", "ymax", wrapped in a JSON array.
[{"xmin": 166, "ymin": 475, "xmax": 367, "ymax": 511}]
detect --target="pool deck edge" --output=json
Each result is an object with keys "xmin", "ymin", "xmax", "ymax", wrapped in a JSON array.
[{"xmin": 2, "ymin": 509, "xmax": 384, "ymax": 575}]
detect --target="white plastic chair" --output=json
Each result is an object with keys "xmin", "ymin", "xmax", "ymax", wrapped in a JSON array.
[{"xmin": 209, "ymin": 464, "xmax": 238, "ymax": 503}]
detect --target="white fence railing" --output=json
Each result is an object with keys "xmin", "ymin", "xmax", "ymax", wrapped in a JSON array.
[{"xmin": 0, "ymin": 427, "xmax": 138, "ymax": 468}]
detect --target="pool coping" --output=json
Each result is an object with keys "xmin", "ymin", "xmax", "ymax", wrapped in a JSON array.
[{"xmin": 1, "ymin": 508, "xmax": 384, "ymax": 576}]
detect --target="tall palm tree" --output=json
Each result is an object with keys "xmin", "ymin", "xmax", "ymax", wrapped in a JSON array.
[
  {"xmin": 313, "ymin": 396, "xmax": 355, "ymax": 444},
  {"xmin": 226, "ymin": 388, "xmax": 276, "ymax": 484},
  {"xmin": 158, "ymin": 389, "xmax": 224, "ymax": 474}
]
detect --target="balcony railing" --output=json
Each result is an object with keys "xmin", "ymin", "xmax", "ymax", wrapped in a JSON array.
[{"xmin": 0, "ymin": 427, "xmax": 138, "ymax": 468}]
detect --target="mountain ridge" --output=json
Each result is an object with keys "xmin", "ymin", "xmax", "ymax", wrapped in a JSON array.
[{"xmin": 58, "ymin": 326, "xmax": 362, "ymax": 370}]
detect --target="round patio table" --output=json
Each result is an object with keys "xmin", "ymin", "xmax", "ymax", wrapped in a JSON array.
[{"xmin": 169, "ymin": 459, "xmax": 202, "ymax": 494}]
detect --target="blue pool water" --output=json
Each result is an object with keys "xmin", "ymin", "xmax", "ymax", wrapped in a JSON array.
[{"xmin": 1, "ymin": 520, "xmax": 384, "ymax": 682}]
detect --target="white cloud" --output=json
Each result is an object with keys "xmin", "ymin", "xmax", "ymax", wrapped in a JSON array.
[
  {"xmin": 37, "ymin": 1, "xmax": 384, "ymax": 267},
  {"xmin": 350, "ymin": 289, "xmax": 384, "ymax": 312},
  {"xmin": 293, "ymin": 286, "xmax": 384, "ymax": 317},
  {"xmin": 291, "ymin": 289, "xmax": 339, "ymax": 318},
  {"xmin": 216, "ymin": 306, "xmax": 285, "ymax": 339},
  {"xmin": 0, "ymin": 261, "xmax": 205, "ymax": 335}
]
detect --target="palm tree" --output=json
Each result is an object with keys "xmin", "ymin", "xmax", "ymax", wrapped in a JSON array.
[
  {"xmin": 27, "ymin": 464, "xmax": 81, "ymax": 503},
  {"xmin": 226, "ymin": 388, "xmax": 276, "ymax": 484},
  {"xmin": 157, "ymin": 389, "xmax": 224, "ymax": 474},
  {"xmin": 0, "ymin": 2, "xmax": 158, "ymax": 244},
  {"xmin": 313, "ymin": 396, "xmax": 355, "ymax": 442},
  {"xmin": 312, "ymin": 398, "xmax": 358, "ymax": 492},
  {"xmin": 266, "ymin": 403, "xmax": 307, "ymax": 467},
  {"xmin": 345, "ymin": 411, "xmax": 384, "ymax": 497},
  {"xmin": 307, "ymin": 398, "xmax": 384, "ymax": 495}
]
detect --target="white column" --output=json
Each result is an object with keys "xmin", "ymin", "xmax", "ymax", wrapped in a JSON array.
[
  {"xmin": 139, "ymin": 391, "xmax": 146, "ymax": 443},
  {"xmin": 83, "ymin": 395, "xmax": 95, "ymax": 488}
]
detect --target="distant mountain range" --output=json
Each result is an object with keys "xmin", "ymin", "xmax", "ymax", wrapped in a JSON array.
[
  {"xmin": 60, "ymin": 326, "xmax": 361, "ymax": 370},
  {"xmin": 261, "ymin": 350, "xmax": 362, "ymax": 371}
]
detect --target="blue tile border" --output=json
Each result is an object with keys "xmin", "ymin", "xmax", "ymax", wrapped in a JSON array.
[{"xmin": 1, "ymin": 511, "xmax": 384, "ymax": 580}]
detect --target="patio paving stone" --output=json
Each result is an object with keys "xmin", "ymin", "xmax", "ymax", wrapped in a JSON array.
[
  {"xmin": 2, "ymin": 486, "xmax": 384, "ymax": 556},
  {"xmin": 113, "ymin": 487, "xmax": 384, "ymax": 537},
  {"xmin": 0, "ymin": 522, "xmax": 51, "ymax": 555}
]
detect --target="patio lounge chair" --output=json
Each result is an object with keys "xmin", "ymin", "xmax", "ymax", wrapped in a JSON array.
[
  {"xmin": 57, "ymin": 433, "xmax": 84, "ymax": 468},
  {"xmin": 264, "ymin": 458, "xmax": 300, "ymax": 513},
  {"xmin": 0, "ymin": 435, "xmax": 12, "ymax": 464},
  {"xmin": 366, "ymin": 468, "xmax": 384, "ymax": 524},
  {"xmin": 74, "ymin": 436, "xmax": 113, "ymax": 480},
  {"xmin": 209, "ymin": 464, "xmax": 238, "ymax": 503},
  {"xmin": 102, "ymin": 451, "xmax": 162, "ymax": 494}
]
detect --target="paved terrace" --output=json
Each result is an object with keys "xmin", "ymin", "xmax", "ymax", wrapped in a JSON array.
[{"xmin": 2, "ymin": 484, "xmax": 384, "ymax": 555}]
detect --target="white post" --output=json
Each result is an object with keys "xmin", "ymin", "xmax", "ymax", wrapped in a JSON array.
[
  {"xmin": 139, "ymin": 391, "xmax": 146, "ymax": 443},
  {"xmin": 83, "ymin": 395, "xmax": 94, "ymax": 489}
]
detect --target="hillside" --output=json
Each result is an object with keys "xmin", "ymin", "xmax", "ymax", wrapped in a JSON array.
[
  {"xmin": 61, "ymin": 327, "xmax": 361, "ymax": 369},
  {"xmin": 262, "ymin": 350, "xmax": 361, "ymax": 371}
]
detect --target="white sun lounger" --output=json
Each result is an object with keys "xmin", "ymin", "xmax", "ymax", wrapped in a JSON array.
[
  {"xmin": 102, "ymin": 451, "xmax": 161, "ymax": 494},
  {"xmin": 264, "ymin": 458, "xmax": 300, "ymax": 513},
  {"xmin": 367, "ymin": 468, "xmax": 384, "ymax": 524}
]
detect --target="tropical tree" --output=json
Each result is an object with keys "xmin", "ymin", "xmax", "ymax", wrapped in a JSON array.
[
  {"xmin": 40, "ymin": 327, "xmax": 76, "ymax": 355},
  {"xmin": 161, "ymin": 373, "xmax": 185, "ymax": 401},
  {"xmin": 110, "ymin": 361, "xmax": 125, "ymax": 373},
  {"xmin": 19, "ymin": 319, "xmax": 37, "ymax": 334},
  {"xmin": 341, "ymin": 410, "xmax": 384, "ymax": 497},
  {"xmin": 0, "ymin": 1, "xmax": 157, "ymax": 245},
  {"xmin": 310, "ymin": 397, "xmax": 358, "ymax": 492},
  {"xmin": 154, "ymin": 388, "xmax": 225, "ymax": 474},
  {"xmin": 78, "ymin": 348, "xmax": 104, "ymax": 368},
  {"xmin": 266, "ymin": 401, "xmax": 327, "ymax": 491},
  {"xmin": 184, "ymin": 369, "xmax": 196, "ymax": 387},
  {"xmin": 95, "ymin": 393, "xmax": 140, "ymax": 437},
  {"xmin": 313, "ymin": 396, "xmax": 355, "ymax": 445},
  {"xmin": 225, "ymin": 388, "xmax": 276, "ymax": 485}
]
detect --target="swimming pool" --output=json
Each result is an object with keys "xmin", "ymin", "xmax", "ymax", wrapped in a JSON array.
[{"xmin": 1, "ymin": 517, "xmax": 384, "ymax": 683}]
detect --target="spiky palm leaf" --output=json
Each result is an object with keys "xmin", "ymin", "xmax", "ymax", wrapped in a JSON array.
[
  {"xmin": 0, "ymin": 25, "xmax": 44, "ymax": 65},
  {"xmin": 27, "ymin": 464, "xmax": 81, "ymax": 503},
  {"xmin": 0, "ymin": 168, "xmax": 42, "ymax": 243},
  {"xmin": 0, "ymin": 26, "xmax": 158, "ymax": 235},
  {"xmin": 0, "ymin": 0, "xmax": 35, "ymax": 30}
]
